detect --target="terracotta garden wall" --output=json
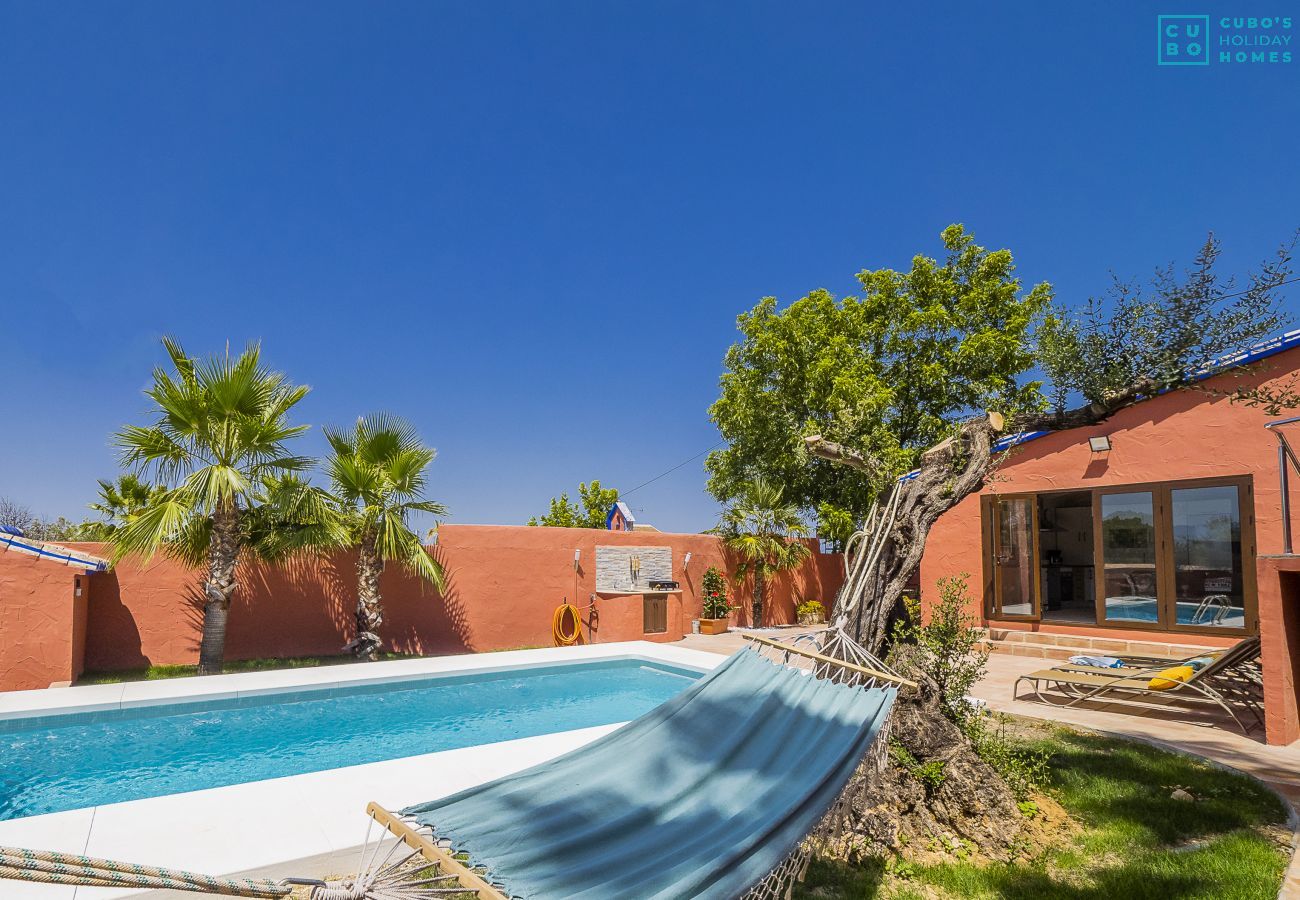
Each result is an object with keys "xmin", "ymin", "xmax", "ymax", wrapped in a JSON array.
[{"xmin": 0, "ymin": 524, "xmax": 843, "ymax": 689}]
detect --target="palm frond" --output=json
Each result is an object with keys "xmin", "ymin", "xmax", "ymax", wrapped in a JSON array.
[
  {"xmin": 324, "ymin": 413, "xmax": 447, "ymax": 561},
  {"xmin": 109, "ymin": 490, "xmax": 198, "ymax": 563}
]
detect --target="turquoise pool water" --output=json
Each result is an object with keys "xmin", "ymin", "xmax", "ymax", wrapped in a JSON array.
[{"xmin": 0, "ymin": 659, "xmax": 699, "ymax": 821}]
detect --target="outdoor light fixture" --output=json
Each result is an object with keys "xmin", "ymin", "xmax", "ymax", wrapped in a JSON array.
[
  {"xmin": 1088, "ymin": 435, "xmax": 1112, "ymax": 453},
  {"xmin": 683, "ymin": 552, "xmax": 692, "ymax": 570},
  {"xmin": 573, "ymin": 548, "xmax": 581, "ymax": 570}
]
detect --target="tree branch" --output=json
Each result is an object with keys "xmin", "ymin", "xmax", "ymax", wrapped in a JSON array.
[
  {"xmin": 803, "ymin": 435, "xmax": 879, "ymax": 474},
  {"xmin": 1017, "ymin": 378, "xmax": 1163, "ymax": 432}
]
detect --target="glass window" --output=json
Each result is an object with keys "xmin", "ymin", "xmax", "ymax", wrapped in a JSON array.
[
  {"xmin": 1100, "ymin": 492, "xmax": 1159, "ymax": 624},
  {"xmin": 1169, "ymin": 485, "xmax": 1245, "ymax": 629},
  {"xmin": 993, "ymin": 498, "xmax": 1036, "ymax": 617}
]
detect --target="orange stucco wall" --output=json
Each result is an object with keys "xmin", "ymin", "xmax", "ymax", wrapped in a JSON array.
[
  {"xmin": 0, "ymin": 554, "xmax": 85, "ymax": 690},
  {"xmin": 1256, "ymin": 557, "xmax": 1300, "ymax": 744},
  {"xmin": 0, "ymin": 524, "xmax": 842, "ymax": 690},
  {"xmin": 920, "ymin": 345, "xmax": 1300, "ymax": 744}
]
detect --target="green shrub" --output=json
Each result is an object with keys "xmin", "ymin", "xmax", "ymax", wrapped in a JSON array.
[
  {"xmin": 889, "ymin": 575, "xmax": 987, "ymax": 728},
  {"xmin": 796, "ymin": 599, "xmax": 825, "ymax": 622},
  {"xmin": 967, "ymin": 713, "xmax": 1050, "ymax": 800},
  {"xmin": 889, "ymin": 574, "xmax": 1047, "ymax": 799},
  {"xmin": 890, "ymin": 741, "xmax": 948, "ymax": 793},
  {"xmin": 700, "ymin": 566, "xmax": 733, "ymax": 619}
]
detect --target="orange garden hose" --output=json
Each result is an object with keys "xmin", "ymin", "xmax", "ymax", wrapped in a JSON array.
[{"xmin": 553, "ymin": 601, "xmax": 583, "ymax": 646}]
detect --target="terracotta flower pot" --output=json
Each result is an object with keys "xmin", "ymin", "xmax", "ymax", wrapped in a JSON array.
[{"xmin": 699, "ymin": 617, "xmax": 730, "ymax": 635}]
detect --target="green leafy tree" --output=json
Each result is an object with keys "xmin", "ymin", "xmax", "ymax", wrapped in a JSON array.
[
  {"xmin": 716, "ymin": 477, "xmax": 812, "ymax": 626},
  {"xmin": 78, "ymin": 474, "xmax": 168, "ymax": 540},
  {"xmin": 23, "ymin": 516, "xmax": 85, "ymax": 542},
  {"xmin": 1037, "ymin": 232, "xmax": 1295, "ymax": 421},
  {"xmin": 778, "ymin": 229, "xmax": 1290, "ymax": 847},
  {"xmin": 527, "ymin": 480, "xmax": 620, "ymax": 528},
  {"xmin": 889, "ymin": 576, "xmax": 988, "ymax": 727},
  {"xmin": 707, "ymin": 224, "xmax": 1051, "ymax": 529},
  {"xmin": 110, "ymin": 338, "xmax": 337, "ymax": 675},
  {"xmin": 800, "ymin": 229, "xmax": 1294, "ymax": 651},
  {"xmin": 325, "ymin": 414, "xmax": 448, "ymax": 660}
]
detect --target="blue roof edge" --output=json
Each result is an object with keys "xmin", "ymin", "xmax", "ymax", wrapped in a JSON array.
[{"xmin": 897, "ymin": 329, "xmax": 1300, "ymax": 482}]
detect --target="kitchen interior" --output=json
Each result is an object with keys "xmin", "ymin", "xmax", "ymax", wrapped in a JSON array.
[{"xmin": 1038, "ymin": 491, "xmax": 1097, "ymax": 624}]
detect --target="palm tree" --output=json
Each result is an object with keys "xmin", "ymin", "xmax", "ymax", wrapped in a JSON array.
[
  {"xmin": 325, "ymin": 414, "xmax": 448, "ymax": 660},
  {"xmin": 80, "ymin": 474, "xmax": 167, "ymax": 539},
  {"xmin": 717, "ymin": 477, "xmax": 811, "ymax": 627},
  {"xmin": 112, "ymin": 338, "xmax": 329, "ymax": 675}
]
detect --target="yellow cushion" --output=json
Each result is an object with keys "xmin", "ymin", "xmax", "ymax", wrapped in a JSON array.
[{"xmin": 1148, "ymin": 665, "xmax": 1196, "ymax": 690}]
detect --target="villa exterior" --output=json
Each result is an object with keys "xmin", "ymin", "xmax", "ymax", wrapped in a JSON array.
[{"xmin": 920, "ymin": 332, "xmax": 1300, "ymax": 745}]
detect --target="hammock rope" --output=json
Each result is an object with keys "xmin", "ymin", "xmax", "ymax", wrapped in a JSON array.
[{"xmin": 0, "ymin": 846, "xmax": 293, "ymax": 897}]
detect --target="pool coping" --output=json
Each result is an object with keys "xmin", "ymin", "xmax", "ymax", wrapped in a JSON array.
[{"xmin": 0, "ymin": 641, "xmax": 726, "ymax": 899}]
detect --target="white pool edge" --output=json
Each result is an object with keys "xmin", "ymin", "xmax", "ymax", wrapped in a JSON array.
[
  {"xmin": 0, "ymin": 641, "xmax": 727, "ymax": 899},
  {"xmin": 0, "ymin": 640, "xmax": 725, "ymax": 721}
]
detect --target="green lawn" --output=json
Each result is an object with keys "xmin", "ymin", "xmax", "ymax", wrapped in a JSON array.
[
  {"xmin": 76, "ymin": 643, "xmax": 554, "ymax": 684},
  {"xmin": 797, "ymin": 725, "xmax": 1291, "ymax": 900},
  {"xmin": 78, "ymin": 652, "xmax": 416, "ymax": 684}
]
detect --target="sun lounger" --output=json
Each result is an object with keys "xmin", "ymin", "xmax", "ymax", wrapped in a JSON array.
[{"xmin": 1014, "ymin": 635, "xmax": 1263, "ymax": 732}]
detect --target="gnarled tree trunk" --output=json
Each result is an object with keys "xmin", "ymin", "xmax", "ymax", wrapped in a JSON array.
[
  {"xmin": 810, "ymin": 391, "xmax": 1174, "ymax": 655},
  {"xmin": 348, "ymin": 528, "xmax": 385, "ymax": 660},
  {"xmin": 198, "ymin": 502, "xmax": 240, "ymax": 676},
  {"xmin": 806, "ymin": 401, "xmax": 1161, "ymax": 858},
  {"xmin": 808, "ymin": 412, "xmax": 1004, "ymax": 655}
]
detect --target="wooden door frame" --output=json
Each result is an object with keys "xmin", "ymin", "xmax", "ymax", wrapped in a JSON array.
[
  {"xmin": 1161, "ymin": 476, "xmax": 1257, "ymax": 638},
  {"xmin": 1092, "ymin": 484, "xmax": 1164, "ymax": 631},
  {"xmin": 981, "ymin": 475, "xmax": 1257, "ymax": 637},
  {"xmin": 985, "ymin": 493, "xmax": 1042, "ymax": 622}
]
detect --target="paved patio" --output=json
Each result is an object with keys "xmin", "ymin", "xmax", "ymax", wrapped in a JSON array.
[{"xmin": 681, "ymin": 627, "xmax": 1300, "ymax": 897}]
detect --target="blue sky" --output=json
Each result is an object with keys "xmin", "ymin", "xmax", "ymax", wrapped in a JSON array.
[{"xmin": 1, "ymin": 1, "xmax": 1297, "ymax": 534}]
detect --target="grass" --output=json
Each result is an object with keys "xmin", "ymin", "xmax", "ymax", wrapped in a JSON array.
[
  {"xmin": 796, "ymin": 723, "xmax": 1291, "ymax": 900},
  {"xmin": 76, "ymin": 642, "xmax": 553, "ymax": 684},
  {"xmin": 78, "ymin": 652, "xmax": 416, "ymax": 684}
]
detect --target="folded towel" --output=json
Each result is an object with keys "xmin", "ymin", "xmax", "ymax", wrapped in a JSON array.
[{"xmin": 1068, "ymin": 654, "xmax": 1123, "ymax": 668}]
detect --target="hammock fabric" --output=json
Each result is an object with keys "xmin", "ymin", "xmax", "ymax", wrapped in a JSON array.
[{"xmin": 402, "ymin": 647, "xmax": 896, "ymax": 899}]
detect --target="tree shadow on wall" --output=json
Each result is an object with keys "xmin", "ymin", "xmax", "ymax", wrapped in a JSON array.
[
  {"xmin": 229, "ymin": 552, "xmax": 354, "ymax": 660},
  {"xmin": 385, "ymin": 545, "xmax": 472, "ymax": 656},
  {"xmin": 84, "ymin": 568, "xmax": 149, "ymax": 671},
  {"xmin": 717, "ymin": 544, "xmax": 758, "ymax": 627}
]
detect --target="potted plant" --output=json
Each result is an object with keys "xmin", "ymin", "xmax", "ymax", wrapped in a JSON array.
[
  {"xmin": 699, "ymin": 566, "xmax": 734, "ymax": 635},
  {"xmin": 796, "ymin": 599, "xmax": 825, "ymax": 626}
]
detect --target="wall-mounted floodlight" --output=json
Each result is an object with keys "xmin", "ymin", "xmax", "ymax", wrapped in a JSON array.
[
  {"xmin": 573, "ymin": 548, "xmax": 582, "ymax": 571},
  {"xmin": 682, "ymin": 551, "xmax": 692, "ymax": 570},
  {"xmin": 1088, "ymin": 435, "xmax": 1112, "ymax": 453}
]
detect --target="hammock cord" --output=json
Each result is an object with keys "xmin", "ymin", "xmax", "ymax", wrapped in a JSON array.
[{"xmin": 0, "ymin": 846, "xmax": 293, "ymax": 897}]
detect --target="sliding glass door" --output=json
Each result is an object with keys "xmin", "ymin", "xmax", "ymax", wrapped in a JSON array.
[
  {"xmin": 990, "ymin": 496, "xmax": 1039, "ymax": 620},
  {"xmin": 1098, "ymin": 491, "xmax": 1161, "ymax": 625},
  {"xmin": 1169, "ymin": 484, "xmax": 1247, "ymax": 630},
  {"xmin": 983, "ymin": 477, "xmax": 1256, "ymax": 636}
]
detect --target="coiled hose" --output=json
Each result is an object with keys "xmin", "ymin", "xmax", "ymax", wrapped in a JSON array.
[{"xmin": 553, "ymin": 600, "xmax": 584, "ymax": 646}]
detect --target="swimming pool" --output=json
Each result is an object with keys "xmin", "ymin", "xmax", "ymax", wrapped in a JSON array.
[
  {"xmin": 1103, "ymin": 596, "xmax": 1246, "ymax": 627},
  {"xmin": 0, "ymin": 659, "xmax": 699, "ymax": 821}
]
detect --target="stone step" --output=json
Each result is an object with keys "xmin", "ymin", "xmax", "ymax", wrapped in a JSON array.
[
  {"xmin": 978, "ymin": 641, "xmax": 1078, "ymax": 661},
  {"xmin": 975, "ymin": 627, "xmax": 1217, "ymax": 663}
]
